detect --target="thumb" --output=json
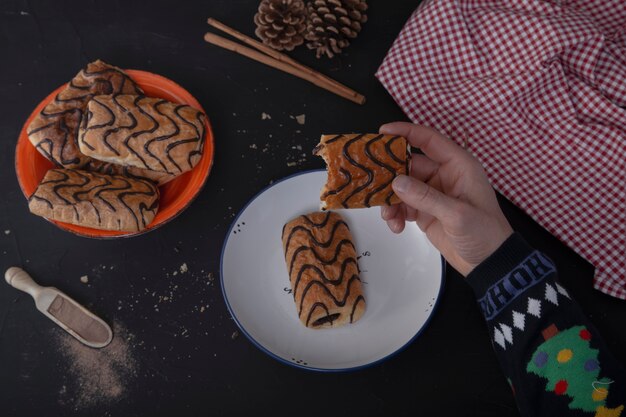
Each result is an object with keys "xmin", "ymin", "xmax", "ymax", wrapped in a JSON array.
[{"xmin": 392, "ymin": 175, "xmax": 457, "ymax": 221}]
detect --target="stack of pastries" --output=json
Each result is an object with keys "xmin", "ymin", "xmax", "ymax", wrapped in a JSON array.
[{"xmin": 26, "ymin": 60, "xmax": 207, "ymax": 232}]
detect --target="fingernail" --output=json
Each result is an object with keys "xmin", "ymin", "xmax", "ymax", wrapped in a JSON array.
[
  {"xmin": 379, "ymin": 124, "xmax": 390, "ymax": 134},
  {"xmin": 381, "ymin": 206, "xmax": 389, "ymax": 219},
  {"xmin": 393, "ymin": 175, "xmax": 410, "ymax": 193},
  {"xmin": 390, "ymin": 219, "xmax": 403, "ymax": 234}
]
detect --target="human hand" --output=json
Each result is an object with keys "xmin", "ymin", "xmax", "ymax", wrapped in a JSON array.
[{"xmin": 380, "ymin": 122, "xmax": 513, "ymax": 276}]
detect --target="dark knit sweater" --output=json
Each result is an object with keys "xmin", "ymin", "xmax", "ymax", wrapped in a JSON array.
[{"xmin": 466, "ymin": 233, "xmax": 625, "ymax": 417}]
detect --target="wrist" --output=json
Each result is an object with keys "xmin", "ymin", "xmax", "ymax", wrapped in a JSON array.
[
  {"xmin": 465, "ymin": 233, "xmax": 535, "ymax": 295},
  {"xmin": 461, "ymin": 223, "xmax": 514, "ymax": 277}
]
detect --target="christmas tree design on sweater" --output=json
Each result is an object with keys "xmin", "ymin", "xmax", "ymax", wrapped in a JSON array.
[{"xmin": 527, "ymin": 324, "xmax": 624, "ymax": 417}]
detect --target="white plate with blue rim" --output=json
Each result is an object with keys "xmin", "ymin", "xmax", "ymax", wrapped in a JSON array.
[{"xmin": 220, "ymin": 170, "xmax": 445, "ymax": 372}]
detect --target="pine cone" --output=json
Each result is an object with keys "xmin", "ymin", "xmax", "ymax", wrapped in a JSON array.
[
  {"xmin": 254, "ymin": 0, "xmax": 307, "ymax": 51},
  {"xmin": 305, "ymin": 0, "xmax": 368, "ymax": 58}
]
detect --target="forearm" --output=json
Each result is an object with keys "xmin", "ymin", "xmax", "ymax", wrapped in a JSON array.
[{"xmin": 466, "ymin": 234, "xmax": 625, "ymax": 417}]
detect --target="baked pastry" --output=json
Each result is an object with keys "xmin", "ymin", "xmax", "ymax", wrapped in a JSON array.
[
  {"xmin": 83, "ymin": 159, "xmax": 176, "ymax": 186},
  {"xmin": 313, "ymin": 134, "xmax": 411, "ymax": 209},
  {"xmin": 28, "ymin": 169, "xmax": 159, "ymax": 232},
  {"xmin": 26, "ymin": 60, "xmax": 143, "ymax": 169},
  {"xmin": 78, "ymin": 95, "xmax": 206, "ymax": 175},
  {"xmin": 25, "ymin": 60, "xmax": 175, "ymax": 184},
  {"xmin": 282, "ymin": 211, "xmax": 365, "ymax": 328}
]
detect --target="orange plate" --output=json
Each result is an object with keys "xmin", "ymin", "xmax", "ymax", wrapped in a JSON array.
[{"xmin": 15, "ymin": 70, "xmax": 215, "ymax": 239}]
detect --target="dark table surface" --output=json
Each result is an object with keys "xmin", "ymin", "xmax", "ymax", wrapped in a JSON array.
[{"xmin": 1, "ymin": 1, "xmax": 625, "ymax": 416}]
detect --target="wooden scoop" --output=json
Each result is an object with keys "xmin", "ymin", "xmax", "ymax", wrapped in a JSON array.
[{"xmin": 5, "ymin": 267, "xmax": 113, "ymax": 348}]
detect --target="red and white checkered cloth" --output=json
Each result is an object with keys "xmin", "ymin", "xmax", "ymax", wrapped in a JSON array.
[{"xmin": 376, "ymin": 0, "xmax": 626, "ymax": 299}]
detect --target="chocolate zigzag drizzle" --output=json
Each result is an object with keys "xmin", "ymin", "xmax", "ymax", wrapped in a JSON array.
[
  {"xmin": 299, "ymin": 275, "xmax": 361, "ymax": 317},
  {"xmin": 364, "ymin": 134, "xmax": 399, "ymax": 207},
  {"xmin": 321, "ymin": 168, "xmax": 351, "ymax": 200},
  {"xmin": 341, "ymin": 133, "xmax": 373, "ymax": 207},
  {"xmin": 83, "ymin": 159, "xmax": 175, "ymax": 187},
  {"xmin": 26, "ymin": 60, "xmax": 143, "ymax": 169},
  {"xmin": 28, "ymin": 168, "xmax": 159, "ymax": 232},
  {"xmin": 292, "ymin": 258, "xmax": 358, "ymax": 299},
  {"xmin": 26, "ymin": 60, "xmax": 178, "ymax": 186},
  {"xmin": 349, "ymin": 296, "xmax": 365, "ymax": 324},
  {"xmin": 79, "ymin": 95, "xmax": 206, "ymax": 175},
  {"xmin": 287, "ymin": 240, "xmax": 356, "ymax": 276},
  {"xmin": 282, "ymin": 218, "xmax": 350, "ymax": 256},
  {"xmin": 314, "ymin": 134, "xmax": 410, "ymax": 209},
  {"xmin": 282, "ymin": 212, "xmax": 365, "ymax": 328},
  {"xmin": 306, "ymin": 304, "xmax": 336, "ymax": 327},
  {"xmin": 300, "ymin": 211, "xmax": 332, "ymax": 227}
]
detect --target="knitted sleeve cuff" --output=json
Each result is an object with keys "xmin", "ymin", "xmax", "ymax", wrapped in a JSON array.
[
  {"xmin": 466, "ymin": 233, "xmax": 559, "ymax": 321},
  {"xmin": 466, "ymin": 233, "xmax": 535, "ymax": 299}
]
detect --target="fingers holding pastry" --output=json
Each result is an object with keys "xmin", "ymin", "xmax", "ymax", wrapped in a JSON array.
[
  {"xmin": 410, "ymin": 153, "xmax": 439, "ymax": 183},
  {"xmin": 381, "ymin": 204, "xmax": 399, "ymax": 221},
  {"xmin": 392, "ymin": 174, "xmax": 459, "ymax": 222},
  {"xmin": 385, "ymin": 204, "xmax": 408, "ymax": 234},
  {"xmin": 380, "ymin": 122, "xmax": 469, "ymax": 165}
]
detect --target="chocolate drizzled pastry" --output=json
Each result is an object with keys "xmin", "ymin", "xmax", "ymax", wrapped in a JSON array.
[
  {"xmin": 83, "ymin": 159, "xmax": 175, "ymax": 186},
  {"xmin": 26, "ymin": 60, "xmax": 144, "ymax": 169},
  {"xmin": 28, "ymin": 169, "xmax": 159, "ymax": 232},
  {"xmin": 282, "ymin": 211, "xmax": 365, "ymax": 328},
  {"xmin": 79, "ymin": 95, "xmax": 206, "ymax": 175},
  {"xmin": 313, "ymin": 134, "xmax": 411, "ymax": 209}
]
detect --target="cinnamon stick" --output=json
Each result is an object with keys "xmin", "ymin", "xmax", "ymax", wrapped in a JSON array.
[
  {"xmin": 204, "ymin": 32, "xmax": 363, "ymax": 104},
  {"xmin": 207, "ymin": 18, "xmax": 365, "ymax": 104}
]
